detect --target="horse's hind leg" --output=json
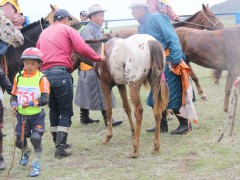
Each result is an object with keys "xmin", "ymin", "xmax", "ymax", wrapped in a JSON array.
[
  {"xmin": 128, "ymin": 83, "xmax": 142, "ymax": 158},
  {"xmin": 152, "ymin": 106, "xmax": 162, "ymax": 155},
  {"xmin": 117, "ymin": 85, "xmax": 135, "ymax": 137},
  {"xmin": 188, "ymin": 62, "xmax": 207, "ymax": 101},
  {"xmin": 224, "ymin": 71, "xmax": 236, "ymax": 112}
]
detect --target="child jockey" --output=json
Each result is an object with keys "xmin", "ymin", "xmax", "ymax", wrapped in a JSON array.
[{"xmin": 10, "ymin": 47, "xmax": 50, "ymax": 177}]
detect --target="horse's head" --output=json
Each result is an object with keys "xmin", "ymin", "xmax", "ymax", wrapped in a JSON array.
[
  {"xmin": 0, "ymin": 10, "xmax": 24, "ymax": 47},
  {"xmin": 173, "ymin": 4, "xmax": 224, "ymax": 30},
  {"xmin": 44, "ymin": 4, "xmax": 81, "ymax": 30}
]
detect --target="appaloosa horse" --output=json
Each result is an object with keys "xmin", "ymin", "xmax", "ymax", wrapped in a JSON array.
[
  {"xmin": 0, "ymin": 9, "xmax": 24, "ymax": 48},
  {"xmin": 5, "ymin": 18, "xmax": 49, "ymax": 83},
  {"xmin": 73, "ymin": 34, "xmax": 169, "ymax": 157},
  {"xmin": 176, "ymin": 26, "xmax": 240, "ymax": 112}
]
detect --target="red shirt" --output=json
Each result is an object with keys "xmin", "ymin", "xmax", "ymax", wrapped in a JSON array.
[{"xmin": 36, "ymin": 22, "xmax": 102, "ymax": 71}]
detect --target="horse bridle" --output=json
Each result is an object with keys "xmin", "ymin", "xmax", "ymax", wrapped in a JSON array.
[
  {"xmin": 175, "ymin": 10, "xmax": 221, "ymax": 30},
  {"xmin": 200, "ymin": 10, "xmax": 221, "ymax": 30},
  {"xmin": 23, "ymin": 19, "xmax": 45, "ymax": 45}
]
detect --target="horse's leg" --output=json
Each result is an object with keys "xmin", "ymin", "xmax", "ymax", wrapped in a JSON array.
[
  {"xmin": 224, "ymin": 72, "xmax": 235, "ymax": 112},
  {"xmin": 212, "ymin": 69, "xmax": 223, "ymax": 85},
  {"xmin": 188, "ymin": 62, "xmax": 207, "ymax": 101},
  {"xmin": 166, "ymin": 109, "xmax": 174, "ymax": 120},
  {"xmin": 128, "ymin": 83, "xmax": 142, "ymax": 158},
  {"xmin": 117, "ymin": 85, "xmax": 135, "ymax": 137},
  {"xmin": 101, "ymin": 82, "xmax": 113, "ymax": 144},
  {"xmin": 152, "ymin": 105, "xmax": 162, "ymax": 155}
]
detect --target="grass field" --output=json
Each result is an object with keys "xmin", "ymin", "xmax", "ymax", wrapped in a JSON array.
[
  {"xmin": 1, "ymin": 64, "xmax": 240, "ymax": 179},
  {"xmin": 1, "ymin": 16, "xmax": 240, "ymax": 179}
]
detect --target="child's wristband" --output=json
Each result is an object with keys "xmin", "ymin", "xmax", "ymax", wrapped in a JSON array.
[{"xmin": 10, "ymin": 101, "xmax": 18, "ymax": 107}]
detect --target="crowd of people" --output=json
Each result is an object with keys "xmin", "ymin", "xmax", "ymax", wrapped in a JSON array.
[{"xmin": 0, "ymin": 0, "xmax": 198, "ymax": 177}]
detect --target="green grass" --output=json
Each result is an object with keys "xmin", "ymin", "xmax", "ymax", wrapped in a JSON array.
[{"xmin": 1, "ymin": 64, "xmax": 240, "ymax": 179}]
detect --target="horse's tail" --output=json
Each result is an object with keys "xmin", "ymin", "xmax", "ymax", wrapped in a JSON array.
[{"xmin": 147, "ymin": 40, "xmax": 169, "ymax": 112}]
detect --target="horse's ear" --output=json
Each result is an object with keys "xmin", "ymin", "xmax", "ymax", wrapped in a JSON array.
[
  {"xmin": 202, "ymin": 4, "xmax": 207, "ymax": 11},
  {"xmin": 206, "ymin": 4, "xmax": 209, "ymax": 9},
  {"xmin": 50, "ymin": 4, "xmax": 55, "ymax": 11}
]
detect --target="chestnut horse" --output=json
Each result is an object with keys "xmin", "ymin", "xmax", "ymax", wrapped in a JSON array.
[
  {"xmin": 111, "ymin": 4, "xmax": 224, "ymax": 101},
  {"xmin": 44, "ymin": 4, "xmax": 81, "ymax": 30},
  {"xmin": 73, "ymin": 34, "xmax": 169, "ymax": 157},
  {"xmin": 176, "ymin": 26, "xmax": 240, "ymax": 112}
]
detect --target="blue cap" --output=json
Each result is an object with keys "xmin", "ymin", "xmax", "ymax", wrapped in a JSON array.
[{"xmin": 53, "ymin": 9, "xmax": 73, "ymax": 21}]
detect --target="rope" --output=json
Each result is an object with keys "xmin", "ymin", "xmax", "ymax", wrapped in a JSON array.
[
  {"xmin": 19, "ymin": 109, "xmax": 26, "ymax": 165},
  {"xmin": 200, "ymin": 10, "xmax": 221, "ymax": 30}
]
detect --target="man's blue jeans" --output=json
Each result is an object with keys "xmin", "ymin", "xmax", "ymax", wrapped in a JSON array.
[{"xmin": 42, "ymin": 67, "xmax": 73, "ymax": 131}]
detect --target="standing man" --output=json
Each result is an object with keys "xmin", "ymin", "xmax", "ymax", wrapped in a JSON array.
[
  {"xmin": 74, "ymin": 4, "xmax": 122, "ymax": 127},
  {"xmin": 36, "ymin": 9, "xmax": 103, "ymax": 159},
  {"xmin": 78, "ymin": 10, "xmax": 88, "ymax": 32},
  {"xmin": 129, "ymin": 0, "xmax": 195, "ymax": 135},
  {"xmin": 102, "ymin": 21, "xmax": 112, "ymax": 35}
]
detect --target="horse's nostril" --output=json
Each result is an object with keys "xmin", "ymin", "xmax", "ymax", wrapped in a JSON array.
[{"xmin": 6, "ymin": 23, "xmax": 10, "ymax": 26}]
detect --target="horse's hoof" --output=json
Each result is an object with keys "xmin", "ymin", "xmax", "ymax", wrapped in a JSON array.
[
  {"xmin": 201, "ymin": 96, "xmax": 207, "ymax": 101},
  {"xmin": 128, "ymin": 152, "xmax": 139, "ymax": 158},
  {"xmin": 103, "ymin": 135, "xmax": 112, "ymax": 144},
  {"xmin": 152, "ymin": 149, "xmax": 160, "ymax": 155}
]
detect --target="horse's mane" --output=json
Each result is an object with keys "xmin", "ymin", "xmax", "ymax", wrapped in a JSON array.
[
  {"xmin": 184, "ymin": 11, "xmax": 200, "ymax": 22},
  {"xmin": 21, "ymin": 18, "xmax": 48, "ymax": 33}
]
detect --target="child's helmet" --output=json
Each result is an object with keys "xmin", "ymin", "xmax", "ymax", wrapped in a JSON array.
[{"xmin": 21, "ymin": 47, "xmax": 43, "ymax": 62}]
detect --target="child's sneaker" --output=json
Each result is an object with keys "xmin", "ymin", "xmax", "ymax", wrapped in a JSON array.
[
  {"xmin": 20, "ymin": 149, "xmax": 31, "ymax": 166},
  {"xmin": 0, "ymin": 156, "xmax": 6, "ymax": 170},
  {"xmin": 30, "ymin": 162, "xmax": 41, "ymax": 177}
]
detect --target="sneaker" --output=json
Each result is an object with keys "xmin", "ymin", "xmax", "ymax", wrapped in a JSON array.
[
  {"xmin": 20, "ymin": 149, "xmax": 31, "ymax": 166},
  {"xmin": 30, "ymin": 162, "xmax": 41, "ymax": 177},
  {"xmin": 0, "ymin": 156, "xmax": 6, "ymax": 170}
]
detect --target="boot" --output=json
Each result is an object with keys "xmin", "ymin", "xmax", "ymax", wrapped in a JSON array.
[
  {"xmin": 170, "ymin": 116, "xmax": 192, "ymax": 135},
  {"xmin": 102, "ymin": 110, "xmax": 123, "ymax": 127},
  {"xmin": 55, "ymin": 131, "xmax": 71, "ymax": 159},
  {"xmin": 146, "ymin": 111, "xmax": 168, "ymax": 133},
  {"xmin": 80, "ymin": 108, "xmax": 100, "ymax": 124},
  {"xmin": 0, "ymin": 155, "xmax": 6, "ymax": 170},
  {"xmin": 51, "ymin": 132, "xmax": 72, "ymax": 149}
]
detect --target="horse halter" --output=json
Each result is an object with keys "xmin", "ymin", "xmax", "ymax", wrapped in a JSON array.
[{"xmin": 200, "ymin": 10, "xmax": 221, "ymax": 30}]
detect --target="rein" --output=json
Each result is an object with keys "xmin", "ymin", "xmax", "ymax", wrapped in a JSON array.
[{"xmin": 22, "ymin": 20, "xmax": 45, "ymax": 45}]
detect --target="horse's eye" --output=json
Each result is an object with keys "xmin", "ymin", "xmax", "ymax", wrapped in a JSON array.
[{"xmin": 6, "ymin": 22, "xmax": 10, "ymax": 26}]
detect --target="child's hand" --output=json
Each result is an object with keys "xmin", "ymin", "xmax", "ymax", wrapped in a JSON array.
[
  {"xmin": 22, "ymin": 101, "xmax": 29, "ymax": 108},
  {"xmin": 11, "ymin": 106, "xmax": 18, "ymax": 116}
]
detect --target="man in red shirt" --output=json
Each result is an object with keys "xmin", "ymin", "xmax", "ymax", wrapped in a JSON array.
[{"xmin": 36, "ymin": 9, "xmax": 102, "ymax": 159}]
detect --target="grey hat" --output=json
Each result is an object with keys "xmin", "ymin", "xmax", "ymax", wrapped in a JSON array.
[
  {"xmin": 53, "ymin": 9, "xmax": 73, "ymax": 21},
  {"xmin": 87, "ymin": 4, "xmax": 106, "ymax": 18},
  {"xmin": 80, "ymin": 10, "xmax": 87, "ymax": 16}
]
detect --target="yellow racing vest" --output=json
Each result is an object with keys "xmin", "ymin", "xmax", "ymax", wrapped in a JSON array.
[{"xmin": 17, "ymin": 71, "xmax": 44, "ymax": 115}]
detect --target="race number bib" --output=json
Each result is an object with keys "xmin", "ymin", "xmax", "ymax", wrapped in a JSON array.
[{"xmin": 17, "ymin": 86, "xmax": 40, "ymax": 106}]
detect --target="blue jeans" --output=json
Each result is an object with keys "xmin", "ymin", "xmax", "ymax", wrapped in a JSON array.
[{"xmin": 42, "ymin": 67, "xmax": 73, "ymax": 129}]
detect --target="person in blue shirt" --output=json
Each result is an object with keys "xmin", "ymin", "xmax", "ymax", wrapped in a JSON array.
[{"xmin": 129, "ymin": 0, "xmax": 193, "ymax": 135}]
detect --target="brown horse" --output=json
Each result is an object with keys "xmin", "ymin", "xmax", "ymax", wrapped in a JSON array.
[
  {"xmin": 44, "ymin": 4, "xmax": 81, "ymax": 30},
  {"xmin": 176, "ymin": 26, "xmax": 240, "ymax": 112},
  {"xmin": 110, "ymin": 4, "xmax": 224, "ymax": 101},
  {"xmin": 73, "ymin": 34, "xmax": 169, "ymax": 157}
]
